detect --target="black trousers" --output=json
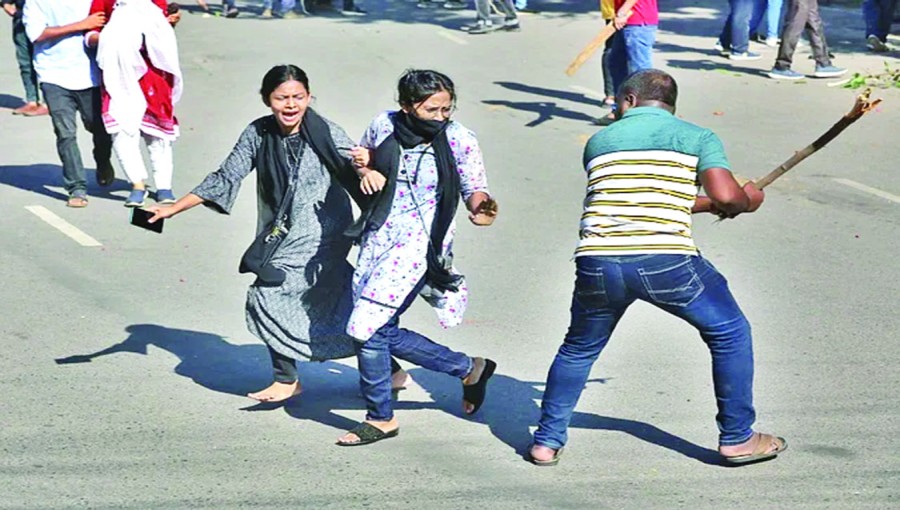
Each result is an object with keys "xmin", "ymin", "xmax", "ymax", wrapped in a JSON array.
[{"xmin": 269, "ymin": 346, "xmax": 402, "ymax": 383}]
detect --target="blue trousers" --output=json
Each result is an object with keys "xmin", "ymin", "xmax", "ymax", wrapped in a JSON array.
[
  {"xmin": 355, "ymin": 281, "xmax": 472, "ymax": 422},
  {"xmin": 863, "ymin": 0, "xmax": 898, "ymax": 41},
  {"xmin": 718, "ymin": 0, "xmax": 757, "ymax": 53},
  {"xmin": 609, "ymin": 24, "xmax": 657, "ymax": 95},
  {"xmin": 533, "ymin": 254, "xmax": 758, "ymax": 450}
]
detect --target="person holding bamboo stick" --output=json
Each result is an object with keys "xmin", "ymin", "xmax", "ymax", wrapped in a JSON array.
[{"xmin": 529, "ymin": 69, "xmax": 787, "ymax": 467}]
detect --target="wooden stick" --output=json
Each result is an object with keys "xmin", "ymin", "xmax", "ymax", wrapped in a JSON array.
[
  {"xmin": 755, "ymin": 89, "xmax": 882, "ymax": 189},
  {"xmin": 566, "ymin": 23, "xmax": 618, "ymax": 77},
  {"xmin": 565, "ymin": 0, "xmax": 638, "ymax": 77}
]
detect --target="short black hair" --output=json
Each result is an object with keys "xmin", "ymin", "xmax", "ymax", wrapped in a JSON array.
[
  {"xmin": 260, "ymin": 65, "xmax": 309, "ymax": 106},
  {"xmin": 619, "ymin": 69, "xmax": 678, "ymax": 107},
  {"xmin": 397, "ymin": 69, "xmax": 456, "ymax": 108}
]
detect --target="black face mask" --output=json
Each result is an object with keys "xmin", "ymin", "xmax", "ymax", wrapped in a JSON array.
[{"xmin": 394, "ymin": 111, "xmax": 449, "ymax": 148}]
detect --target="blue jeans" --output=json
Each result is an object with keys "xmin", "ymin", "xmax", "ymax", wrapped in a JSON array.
[
  {"xmin": 750, "ymin": 0, "xmax": 784, "ymax": 39},
  {"xmin": 355, "ymin": 281, "xmax": 473, "ymax": 422},
  {"xmin": 609, "ymin": 24, "xmax": 657, "ymax": 95},
  {"xmin": 718, "ymin": 0, "xmax": 756, "ymax": 53},
  {"xmin": 262, "ymin": 0, "xmax": 297, "ymax": 11},
  {"xmin": 863, "ymin": 0, "xmax": 898, "ymax": 40},
  {"xmin": 533, "ymin": 254, "xmax": 757, "ymax": 450}
]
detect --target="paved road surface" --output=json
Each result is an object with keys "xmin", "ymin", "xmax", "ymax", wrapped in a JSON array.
[{"xmin": 1, "ymin": 1, "xmax": 898, "ymax": 508}]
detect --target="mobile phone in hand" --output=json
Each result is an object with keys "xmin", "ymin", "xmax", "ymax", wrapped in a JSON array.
[{"xmin": 130, "ymin": 208, "xmax": 163, "ymax": 233}]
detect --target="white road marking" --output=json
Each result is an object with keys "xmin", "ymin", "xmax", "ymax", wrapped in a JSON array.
[
  {"xmin": 832, "ymin": 178, "xmax": 900, "ymax": 204},
  {"xmin": 25, "ymin": 205, "xmax": 102, "ymax": 247},
  {"xmin": 570, "ymin": 85, "xmax": 607, "ymax": 100},
  {"xmin": 437, "ymin": 30, "xmax": 468, "ymax": 46}
]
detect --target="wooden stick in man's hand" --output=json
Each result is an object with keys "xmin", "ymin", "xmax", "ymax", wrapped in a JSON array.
[
  {"xmin": 754, "ymin": 88, "xmax": 882, "ymax": 189},
  {"xmin": 565, "ymin": 0, "xmax": 638, "ymax": 76}
]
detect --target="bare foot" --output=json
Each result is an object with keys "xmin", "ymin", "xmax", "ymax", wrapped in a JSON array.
[
  {"xmin": 391, "ymin": 369, "xmax": 410, "ymax": 391},
  {"xmin": 247, "ymin": 380, "xmax": 302, "ymax": 402},
  {"xmin": 719, "ymin": 432, "xmax": 787, "ymax": 463},
  {"xmin": 529, "ymin": 445, "xmax": 557, "ymax": 462},
  {"xmin": 336, "ymin": 417, "xmax": 399, "ymax": 445}
]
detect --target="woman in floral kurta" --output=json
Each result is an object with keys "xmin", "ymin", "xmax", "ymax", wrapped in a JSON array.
[{"xmin": 337, "ymin": 70, "xmax": 499, "ymax": 447}]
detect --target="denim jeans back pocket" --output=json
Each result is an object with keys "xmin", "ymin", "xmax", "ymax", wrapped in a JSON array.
[
  {"xmin": 638, "ymin": 256, "xmax": 704, "ymax": 307},
  {"xmin": 574, "ymin": 267, "xmax": 609, "ymax": 309}
]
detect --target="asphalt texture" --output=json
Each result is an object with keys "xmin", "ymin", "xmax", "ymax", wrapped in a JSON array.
[{"xmin": 1, "ymin": 1, "xmax": 898, "ymax": 508}]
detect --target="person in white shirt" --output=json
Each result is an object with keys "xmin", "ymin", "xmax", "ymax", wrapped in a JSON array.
[{"xmin": 23, "ymin": 0, "xmax": 113, "ymax": 208}]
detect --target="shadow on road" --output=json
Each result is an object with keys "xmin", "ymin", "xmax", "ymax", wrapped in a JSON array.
[
  {"xmin": 405, "ymin": 367, "xmax": 724, "ymax": 465},
  {"xmin": 0, "ymin": 93, "xmax": 25, "ymax": 109},
  {"xmin": 0, "ymin": 163, "xmax": 130, "ymax": 203},
  {"xmin": 55, "ymin": 323, "xmax": 723, "ymax": 465}
]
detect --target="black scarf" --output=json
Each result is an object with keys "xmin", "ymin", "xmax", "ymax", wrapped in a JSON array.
[
  {"xmin": 256, "ymin": 107, "xmax": 369, "ymax": 224},
  {"xmin": 346, "ymin": 111, "xmax": 462, "ymax": 292}
]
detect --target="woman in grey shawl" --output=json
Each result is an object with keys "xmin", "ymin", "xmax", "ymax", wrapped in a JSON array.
[{"xmin": 146, "ymin": 65, "xmax": 407, "ymax": 402}]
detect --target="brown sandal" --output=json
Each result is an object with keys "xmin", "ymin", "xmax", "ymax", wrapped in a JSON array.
[{"xmin": 722, "ymin": 432, "xmax": 788, "ymax": 465}]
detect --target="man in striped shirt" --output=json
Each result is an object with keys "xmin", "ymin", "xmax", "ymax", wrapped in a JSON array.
[{"xmin": 529, "ymin": 70, "xmax": 787, "ymax": 467}]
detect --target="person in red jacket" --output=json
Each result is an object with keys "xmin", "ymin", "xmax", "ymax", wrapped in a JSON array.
[{"xmin": 86, "ymin": 0, "xmax": 182, "ymax": 207}]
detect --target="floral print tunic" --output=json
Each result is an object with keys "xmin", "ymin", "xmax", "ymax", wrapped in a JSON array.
[{"xmin": 347, "ymin": 111, "xmax": 490, "ymax": 341}]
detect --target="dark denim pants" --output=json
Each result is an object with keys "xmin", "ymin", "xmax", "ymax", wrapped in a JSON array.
[
  {"xmin": 776, "ymin": 0, "xmax": 833, "ymax": 69},
  {"xmin": 718, "ymin": 0, "xmax": 757, "ymax": 53},
  {"xmin": 41, "ymin": 83, "xmax": 112, "ymax": 195},
  {"xmin": 533, "ymin": 254, "xmax": 757, "ymax": 450},
  {"xmin": 355, "ymin": 281, "xmax": 472, "ymax": 422},
  {"xmin": 609, "ymin": 24, "xmax": 657, "ymax": 95},
  {"xmin": 11, "ymin": 16, "xmax": 39, "ymax": 104},
  {"xmin": 863, "ymin": 0, "xmax": 899, "ymax": 40}
]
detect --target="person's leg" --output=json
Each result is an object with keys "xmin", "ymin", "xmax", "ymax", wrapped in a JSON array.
[
  {"xmin": 144, "ymin": 134, "xmax": 174, "ymax": 191},
  {"xmin": 76, "ymin": 86, "xmax": 114, "ymax": 187},
  {"xmin": 12, "ymin": 17, "xmax": 40, "ymax": 108},
  {"xmin": 729, "ymin": 0, "xmax": 755, "ymax": 54},
  {"xmin": 41, "ymin": 84, "xmax": 88, "ymax": 199},
  {"xmin": 112, "ymin": 131, "xmax": 148, "ymax": 188},
  {"xmin": 247, "ymin": 345, "xmax": 303, "ymax": 402},
  {"xmin": 804, "ymin": 0, "xmax": 833, "ymax": 67},
  {"xmin": 876, "ymin": 0, "xmax": 896, "ymax": 40},
  {"xmin": 638, "ymin": 255, "xmax": 757, "ymax": 447},
  {"xmin": 766, "ymin": 0, "xmax": 784, "ymax": 39},
  {"xmin": 355, "ymin": 319, "xmax": 401, "ymax": 423},
  {"xmin": 601, "ymin": 21, "xmax": 616, "ymax": 105},
  {"xmin": 623, "ymin": 24, "xmax": 657, "ymax": 75},
  {"xmin": 749, "ymin": 0, "xmax": 767, "ymax": 36},
  {"xmin": 609, "ymin": 31, "xmax": 629, "ymax": 96},
  {"xmin": 718, "ymin": 12, "xmax": 734, "ymax": 49},
  {"xmin": 532, "ymin": 257, "xmax": 632, "ymax": 456},
  {"xmin": 774, "ymin": 0, "xmax": 808, "ymax": 69},
  {"xmin": 474, "ymin": 0, "xmax": 491, "ymax": 23}
]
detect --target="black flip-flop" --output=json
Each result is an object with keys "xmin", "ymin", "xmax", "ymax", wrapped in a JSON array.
[
  {"xmin": 463, "ymin": 358, "xmax": 497, "ymax": 415},
  {"xmin": 527, "ymin": 446, "xmax": 564, "ymax": 467},
  {"xmin": 336, "ymin": 422, "xmax": 399, "ymax": 447}
]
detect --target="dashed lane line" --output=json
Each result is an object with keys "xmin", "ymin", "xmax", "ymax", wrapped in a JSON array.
[
  {"xmin": 25, "ymin": 205, "xmax": 102, "ymax": 247},
  {"xmin": 832, "ymin": 178, "xmax": 900, "ymax": 204}
]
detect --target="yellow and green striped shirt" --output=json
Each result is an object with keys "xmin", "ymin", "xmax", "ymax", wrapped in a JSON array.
[{"xmin": 577, "ymin": 107, "xmax": 731, "ymax": 257}]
